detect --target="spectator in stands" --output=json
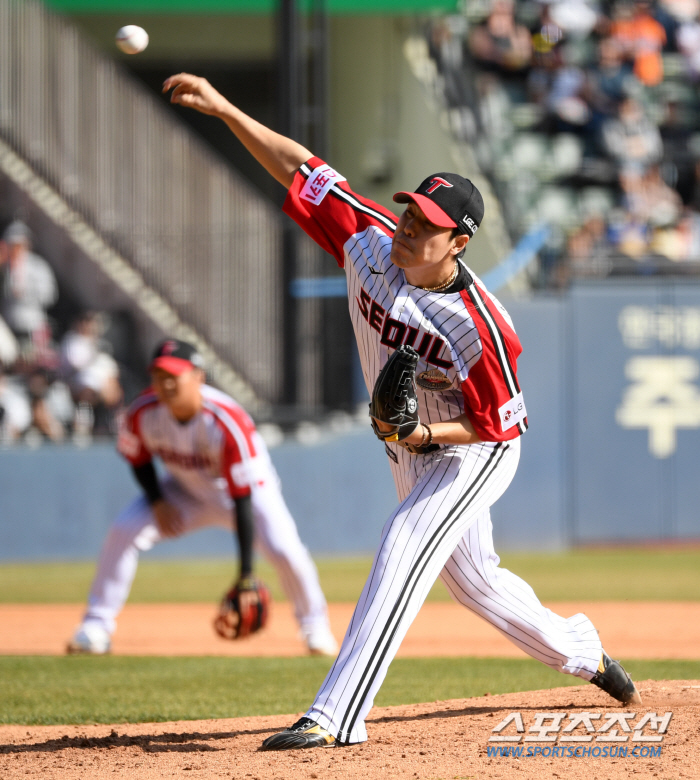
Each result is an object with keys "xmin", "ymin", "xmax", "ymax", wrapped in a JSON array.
[
  {"xmin": 659, "ymin": 95, "xmax": 694, "ymax": 154},
  {"xmin": 676, "ymin": 207, "xmax": 700, "ymax": 260},
  {"xmin": 586, "ymin": 37, "xmax": 635, "ymax": 118},
  {"xmin": 655, "ymin": 0, "xmax": 686, "ymax": 48},
  {"xmin": 619, "ymin": 164, "xmax": 683, "ymax": 225},
  {"xmin": 547, "ymin": 0, "xmax": 600, "ymax": 40},
  {"xmin": 544, "ymin": 52, "xmax": 592, "ymax": 131},
  {"xmin": 643, "ymin": 164, "xmax": 684, "ymax": 225},
  {"xmin": 0, "ymin": 314, "xmax": 18, "ymax": 368},
  {"xmin": 651, "ymin": 206, "xmax": 700, "ymax": 259},
  {"xmin": 468, "ymin": 0, "xmax": 533, "ymax": 73},
  {"xmin": 527, "ymin": 34, "xmax": 567, "ymax": 121},
  {"xmin": 609, "ymin": 208, "xmax": 652, "ymax": 258},
  {"xmin": 601, "ymin": 96, "xmax": 664, "ymax": 169},
  {"xmin": 0, "ymin": 364, "xmax": 31, "ymax": 442},
  {"xmin": 566, "ymin": 215, "xmax": 613, "ymax": 279},
  {"xmin": 610, "ymin": 0, "xmax": 667, "ymax": 86},
  {"xmin": 687, "ymin": 157, "xmax": 700, "ymax": 210},
  {"xmin": 676, "ymin": 6, "xmax": 700, "ymax": 80},
  {"xmin": 26, "ymin": 367, "xmax": 74, "ymax": 443},
  {"xmin": 528, "ymin": 25, "xmax": 591, "ymax": 135},
  {"xmin": 60, "ymin": 311, "xmax": 123, "ymax": 435},
  {"xmin": 0, "ymin": 220, "xmax": 58, "ymax": 364}
]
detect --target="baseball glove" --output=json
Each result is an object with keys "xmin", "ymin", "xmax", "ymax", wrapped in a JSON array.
[
  {"xmin": 369, "ymin": 345, "xmax": 421, "ymax": 443},
  {"xmin": 213, "ymin": 576, "xmax": 271, "ymax": 640}
]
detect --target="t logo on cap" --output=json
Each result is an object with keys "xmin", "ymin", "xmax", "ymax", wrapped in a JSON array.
[
  {"xmin": 426, "ymin": 177, "xmax": 454, "ymax": 194},
  {"xmin": 150, "ymin": 338, "xmax": 204, "ymax": 376}
]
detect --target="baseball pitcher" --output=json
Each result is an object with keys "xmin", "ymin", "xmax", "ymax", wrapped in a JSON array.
[{"xmin": 161, "ymin": 74, "xmax": 641, "ymax": 750}]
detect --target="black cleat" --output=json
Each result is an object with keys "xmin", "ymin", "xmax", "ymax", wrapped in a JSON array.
[
  {"xmin": 260, "ymin": 717, "xmax": 336, "ymax": 751},
  {"xmin": 590, "ymin": 652, "xmax": 642, "ymax": 706}
]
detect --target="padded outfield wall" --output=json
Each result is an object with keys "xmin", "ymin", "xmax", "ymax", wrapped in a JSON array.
[{"xmin": 2, "ymin": 280, "xmax": 699, "ymax": 559}]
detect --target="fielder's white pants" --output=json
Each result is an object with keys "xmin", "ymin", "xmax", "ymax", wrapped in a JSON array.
[
  {"xmin": 82, "ymin": 477, "xmax": 331, "ymax": 639},
  {"xmin": 306, "ymin": 438, "xmax": 602, "ymax": 744}
]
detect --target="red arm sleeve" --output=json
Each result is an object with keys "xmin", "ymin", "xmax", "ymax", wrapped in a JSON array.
[{"xmin": 283, "ymin": 156, "xmax": 399, "ymax": 266}]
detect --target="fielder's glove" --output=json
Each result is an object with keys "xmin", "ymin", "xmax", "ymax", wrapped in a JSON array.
[
  {"xmin": 369, "ymin": 345, "xmax": 421, "ymax": 443},
  {"xmin": 213, "ymin": 576, "xmax": 271, "ymax": 640}
]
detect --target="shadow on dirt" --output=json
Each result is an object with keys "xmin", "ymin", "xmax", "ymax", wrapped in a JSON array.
[
  {"xmin": 0, "ymin": 726, "xmax": 278, "ymax": 755},
  {"xmin": 368, "ymin": 698, "xmax": 602, "ymax": 726}
]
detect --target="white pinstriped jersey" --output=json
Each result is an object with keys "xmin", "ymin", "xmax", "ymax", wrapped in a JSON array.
[
  {"xmin": 117, "ymin": 384, "xmax": 271, "ymax": 505},
  {"xmin": 284, "ymin": 158, "xmax": 528, "ymax": 446}
]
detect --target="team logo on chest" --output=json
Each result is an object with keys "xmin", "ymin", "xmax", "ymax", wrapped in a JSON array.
[
  {"xmin": 416, "ymin": 368, "xmax": 454, "ymax": 392},
  {"xmin": 355, "ymin": 286, "xmax": 454, "ymax": 369}
]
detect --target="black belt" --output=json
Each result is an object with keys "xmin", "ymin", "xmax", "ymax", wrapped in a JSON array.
[{"xmin": 385, "ymin": 441, "xmax": 440, "ymax": 459}]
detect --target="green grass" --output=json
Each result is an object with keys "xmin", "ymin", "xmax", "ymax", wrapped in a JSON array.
[
  {"xmin": 492, "ymin": 548, "xmax": 700, "ymax": 602},
  {"xmin": 1, "ymin": 656, "xmax": 697, "ymax": 726},
  {"xmin": 0, "ymin": 557, "xmax": 373, "ymax": 604},
  {"xmin": 2, "ymin": 549, "xmax": 700, "ymax": 604}
]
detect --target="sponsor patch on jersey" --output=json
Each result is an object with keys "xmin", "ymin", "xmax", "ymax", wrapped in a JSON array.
[
  {"xmin": 300, "ymin": 165, "xmax": 347, "ymax": 205},
  {"xmin": 230, "ymin": 456, "xmax": 267, "ymax": 489},
  {"xmin": 499, "ymin": 391, "xmax": 527, "ymax": 432},
  {"xmin": 416, "ymin": 368, "xmax": 454, "ymax": 392}
]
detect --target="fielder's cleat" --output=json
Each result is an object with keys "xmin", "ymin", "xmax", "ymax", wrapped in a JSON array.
[
  {"xmin": 306, "ymin": 629, "xmax": 338, "ymax": 657},
  {"xmin": 66, "ymin": 624, "xmax": 112, "ymax": 655},
  {"xmin": 590, "ymin": 652, "xmax": 642, "ymax": 706},
  {"xmin": 260, "ymin": 717, "xmax": 336, "ymax": 750}
]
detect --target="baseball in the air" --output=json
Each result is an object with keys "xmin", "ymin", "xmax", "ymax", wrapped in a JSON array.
[{"xmin": 115, "ymin": 25, "xmax": 149, "ymax": 55}]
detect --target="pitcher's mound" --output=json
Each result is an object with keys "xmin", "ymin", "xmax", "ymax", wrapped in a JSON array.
[{"xmin": 1, "ymin": 679, "xmax": 697, "ymax": 779}]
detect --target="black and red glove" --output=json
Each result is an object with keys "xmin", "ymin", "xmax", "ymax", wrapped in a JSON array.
[{"xmin": 213, "ymin": 576, "xmax": 271, "ymax": 640}]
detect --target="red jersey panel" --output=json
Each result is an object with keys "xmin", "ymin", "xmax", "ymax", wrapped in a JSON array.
[{"xmin": 460, "ymin": 279, "xmax": 528, "ymax": 441}]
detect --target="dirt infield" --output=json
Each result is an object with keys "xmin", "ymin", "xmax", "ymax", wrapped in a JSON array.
[
  {"xmin": 0, "ymin": 679, "xmax": 696, "ymax": 779},
  {"xmin": 1, "ymin": 601, "xmax": 699, "ymax": 658}
]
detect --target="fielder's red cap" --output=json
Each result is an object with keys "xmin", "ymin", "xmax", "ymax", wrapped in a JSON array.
[
  {"xmin": 393, "ymin": 173, "xmax": 484, "ymax": 238},
  {"xmin": 150, "ymin": 339, "xmax": 204, "ymax": 376}
]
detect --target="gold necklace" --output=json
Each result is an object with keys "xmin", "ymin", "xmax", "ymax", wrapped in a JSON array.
[{"xmin": 418, "ymin": 261, "xmax": 459, "ymax": 292}]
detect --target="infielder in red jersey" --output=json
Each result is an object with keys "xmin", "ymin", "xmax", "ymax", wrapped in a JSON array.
[
  {"xmin": 162, "ymin": 74, "xmax": 641, "ymax": 749},
  {"xmin": 67, "ymin": 338, "xmax": 337, "ymax": 657}
]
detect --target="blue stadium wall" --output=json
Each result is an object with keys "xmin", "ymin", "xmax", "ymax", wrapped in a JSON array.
[{"xmin": 2, "ymin": 280, "xmax": 699, "ymax": 560}]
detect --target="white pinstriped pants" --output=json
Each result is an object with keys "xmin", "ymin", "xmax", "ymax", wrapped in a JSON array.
[
  {"xmin": 306, "ymin": 438, "xmax": 602, "ymax": 745},
  {"xmin": 81, "ymin": 477, "xmax": 331, "ymax": 638}
]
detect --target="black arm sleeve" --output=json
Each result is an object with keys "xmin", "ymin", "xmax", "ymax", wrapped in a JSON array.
[
  {"xmin": 131, "ymin": 462, "xmax": 163, "ymax": 505},
  {"xmin": 234, "ymin": 493, "xmax": 254, "ymax": 579}
]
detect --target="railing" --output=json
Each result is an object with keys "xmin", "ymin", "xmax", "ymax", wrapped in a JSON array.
[{"xmin": 0, "ymin": 0, "xmax": 317, "ymax": 408}]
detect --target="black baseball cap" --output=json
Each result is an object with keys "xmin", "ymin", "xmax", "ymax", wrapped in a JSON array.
[
  {"xmin": 150, "ymin": 339, "xmax": 204, "ymax": 376},
  {"xmin": 393, "ymin": 173, "xmax": 484, "ymax": 238}
]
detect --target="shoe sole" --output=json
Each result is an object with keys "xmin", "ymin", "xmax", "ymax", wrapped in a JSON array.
[
  {"xmin": 261, "ymin": 724, "xmax": 336, "ymax": 751},
  {"xmin": 260, "ymin": 737, "xmax": 336, "ymax": 751},
  {"xmin": 307, "ymin": 647, "xmax": 338, "ymax": 657},
  {"xmin": 65, "ymin": 643, "xmax": 111, "ymax": 655}
]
